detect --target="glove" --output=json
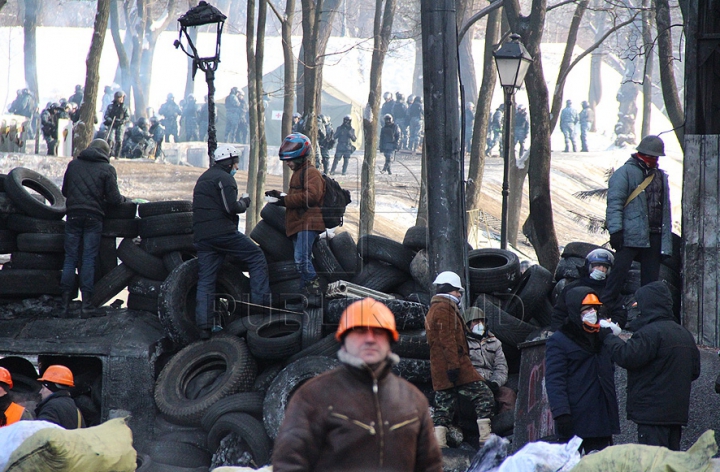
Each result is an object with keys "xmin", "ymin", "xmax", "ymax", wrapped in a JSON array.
[
  {"xmin": 265, "ymin": 190, "xmax": 282, "ymax": 198},
  {"xmin": 599, "ymin": 319, "xmax": 621, "ymax": 336},
  {"xmin": 554, "ymin": 414, "xmax": 574, "ymax": 439},
  {"xmin": 274, "ymin": 195, "xmax": 285, "ymax": 207},
  {"xmin": 239, "ymin": 196, "xmax": 251, "ymax": 208},
  {"xmin": 446, "ymin": 369, "xmax": 460, "ymax": 385},
  {"xmin": 485, "ymin": 380, "xmax": 500, "ymax": 394},
  {"xmin": 609, "ymin": 230, "xmax": 624, "ymax": 251}
]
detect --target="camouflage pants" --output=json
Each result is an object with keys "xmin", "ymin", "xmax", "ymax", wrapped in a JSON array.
[{"xmin": 433, "ymin": 381, "xmax": 494, "ymax": 427}]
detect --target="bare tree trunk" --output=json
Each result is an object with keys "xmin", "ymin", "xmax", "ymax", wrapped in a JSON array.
[
  {"xmin": 140, "ymin": 0, "xmax": 176, "ymax": 115},
  {"xmin": 456, "ymin": 0, "xmax": 477, "ymax": 102},
  {"xmin": 0, "ymin": 1, "xmax": 7, "ymax": 12},
  {"xmin": 300, "ymin": 0, "xmax": 323, "ymax": 148},
  {"xmin": 184, "ymin": 26, "xmax": 198, "ymax": 100},
  {"xmin": 412, "ymin": 37, "xmax": 423, "ymax": 96},
  {"xmin": 279, "ymin": 0, "xmax": 296, "ymax": 192},
  {"xmin": 416, "ymin": 143, "xmax": 428, "ymax": 226},
  {"xmin": 653, "ymin": 0, "xmax": 683, "ymax": 147},
  {"xmin": 587, "ymin": 0, "xmax": 606, "ymax": 132},
  {"xmin": 110, "ymin": 0, "xmax": 132, "ymax": 96},
  {"xmin": 507, "ymin": 155, "xmax": 529, "ymax": 247},
  {"xmin": 128, "ymin": 0, "xmax": 148, "ymax": 118},
  {"xmin": 641, "ymin": 0, "xmax": 653, "ymax": 137},
  {"xmin": 23, "ymin": 0, "xmax": 39, "ymax": 102},
  {"xmin": 296, "ymin": 0, "xmax": 337, "ymax": 114},
  {"xmin": 75, "ymin": 0, "xmax": 111, "ymax": 155},
  {"xmin": 359, "ymin": 0, "xmax": 396, "ymax": 237},
  {"xmin": 254, "ymin": 0, "xmax": 268, "ymax": 224},
  {"xmin": 245, "ymin": 0, "xmax": 259, "ymax": 232}
]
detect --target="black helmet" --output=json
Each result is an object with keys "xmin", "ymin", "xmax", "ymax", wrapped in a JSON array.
[
  {"xmin": 167, "ymin": 93, "xmax": 174, "ymax": 100},
  {"xmin": 636, "ymin": 135, "xmax": 665, "ymax": 157},
  {"xmin": 384, "ymin": 114, "xmax": 393, "ymax": 123},
  {"xmin": 114, "ymin": 91, "xmax": 125, "ymax": 100},
  {"xmin": 566, "ymin": 99, "xmax": 572, "ymax": 106},
  {"xmin": 137, "ymin": 117, "xmax": 147, "ymax": 127},
  {"xmin": 343, "ymin": 115, "xmax": 351, "ymax": 123},
  {"xmin": 582, "ymin": 101, "xmax": 590, "ymax": 108},
  {"xmin": 150, "ymin": 116, "xmax": 158, "ymax": 123},
  {"xmin": 383, "ymin": 92, "xmax": 392, "ymax": 100},
  {"xmin": 230, "ymin": 87, "xmax": 238, "ymax": 94},
  {"xmin": 396, "ymin": 92, "xmax": 404, "ymax": 101},
  {"xmin": 75, "ymin": 85, "xmax": 82, "ymax": 92}
]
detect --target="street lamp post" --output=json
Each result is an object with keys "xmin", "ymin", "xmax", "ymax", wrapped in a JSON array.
[
  {"xmin": 493, "ymin": 34, "xmax": 532, "ymax": 250},
  {"xmin": 174, "ymin": 1, "xmax": 226, "ymax": 167}
]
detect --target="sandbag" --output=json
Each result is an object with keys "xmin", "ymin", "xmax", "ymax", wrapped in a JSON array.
[
  {"xmin": 0, "ymin": 421, "xmax": 62, "ymax": 470},
  {"xmin": 3, "ymin": 417, "xmax": 136, "ymax": 472}
]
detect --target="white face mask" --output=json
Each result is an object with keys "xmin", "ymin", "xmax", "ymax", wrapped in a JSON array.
[
  {"xmin": 582, "ymin": 310, "xmax": 598, "ymax": 325},
  {"xmin": 589, "ymin": 268, "xmax": 607, "ymax": 280},
  {"xmin": 472, "ymin": 322, "xmax": 485, "ymax": 336}
]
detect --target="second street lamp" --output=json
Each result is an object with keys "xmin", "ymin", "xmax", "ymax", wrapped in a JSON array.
[
  {"xmin": 493, "ymin": 33, "xmax": 532, "ymax": 250},
  {"xmin": 174, "ymin": 1, "xmax": 227, "ymax": 166}
]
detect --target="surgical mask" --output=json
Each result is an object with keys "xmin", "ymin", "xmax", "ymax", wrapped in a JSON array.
[
  {"xmin": 582, "ymin": 310, "xmax": 598, "ymax": 325},
  {"xmin": 589, "ymin": 269, "xmax": 607, "ymax": 281},
  {"xmin": 472, "ymin": 322, "xmax": 485, "ymax": 336},
  {"xmin": 230, "ymin": 169, "xmax": 237, "ymax": 177}
]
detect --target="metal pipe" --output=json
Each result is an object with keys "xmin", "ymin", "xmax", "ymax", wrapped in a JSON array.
[
  {"xmin": 501, "ymin": 87, "xmax": 515, "ymax": 250},
  {"xmin": 205, "ymin": 68, "xmax": 217, "ymax": 166}
]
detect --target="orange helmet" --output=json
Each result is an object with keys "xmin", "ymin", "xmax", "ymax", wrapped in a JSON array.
[
  {"xmin": 581, "ymin": 293, "xmax": 602, "ymax": 306},
  {"xmin": 38, "ymin": 365, "xmax": 75, "ymax": 387},
  {"xmin": 0, "ymin": 367, "xmax": 12, "ymax": 389},
  {"xmin": 335, "ymin": 298, "xmax": 399, "ymax": 342}
]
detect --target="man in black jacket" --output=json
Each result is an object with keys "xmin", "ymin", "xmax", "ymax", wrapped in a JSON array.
[
  {"xmin": 60, "ymin": 139, "xmax": 127, "ymax": 317},
  {"xmin": 600, "ymin": 281, "xmax": 700, "ymax": 450},
  {"xmin": 192, "ymin": 144, "xmax": 270, "ymax": 339},
  {"xmin": 103, "ymin": 91, "xmax": 130, "ymax": 157},
  {"xmin": 331, "ymin": 115, "xmax": 356, "ymax": 176},
  {"xmin": 36, "ymin": 365, "xmax": 85, "ymax": 430}
]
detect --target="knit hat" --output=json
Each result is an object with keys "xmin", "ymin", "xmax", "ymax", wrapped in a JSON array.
[{"xmin": 88, "ymin": 138, "xmax": 111, "ymax": 156}]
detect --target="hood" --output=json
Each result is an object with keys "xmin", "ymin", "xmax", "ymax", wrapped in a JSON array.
[
  {"xmin": 565, "ymin": 286, "xmax": 597, "ymax": 327},
  {"xmin": 633, "ymin": 281, "xmax": 675, "ymax": 328},
  {"xmin": 77, "ymin": 147, "xmax": 110, "ymax": 163}
]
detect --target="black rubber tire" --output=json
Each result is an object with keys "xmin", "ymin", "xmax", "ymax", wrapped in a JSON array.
[
  {"xmin": 250, "ymin": 220, "xmax": 294, "ymax": 262},
  {"xmin": 284, "ymin": 333, "xmax": 340, "ymax": 365},
  {"xmin": 0, "ymin": 229, "xmax": 16, "ymax": 254},
  {"xmin": 163, "ymin": 251, "xmax": 196, "ymax": 273},
  {"xmin": 554, "ymin": 256, "xmax": 584, "ymax": 281},
  {"xmin": 90, "ymin": 263, "xmax": 136, "ymax": 307},
  {"xmin": 128, "ymin": 276, "xmax": 164, "ymax": 297},
  {"xmin": 394, "ymin": 330, "xmax": 430, "ymax": 359},
  {"xmin": 312, "ymin": 237, "xmax": 344, "ymax": 282},
  {"xmin": 253, "ymin": 363, "xmax": 283, "ymax": 393},
  {"xmin": 503, "ymin": 264, "xmax": 555, "ymax": 322},
  {"xmin": 117, "ymin": 237, "xmax": 168, "ymax": 281},
  {"xmin": 0, "ymin": 192, "xmax": 21, "ymax": 214},
  {"xmin": 161, "ymin": 429, "xmax": 209, "ymax": 451},
  {"xmin": 127, "ymin": 293, "xmax": 158, "ymax": 313},
  {"xmin": 207, "ymin": 412, "xmax": 271, "ymax": 465},
  {"xmin": 102, "ymin": 218, "xmax": 139, "ymax": 238},
  {"xmin": 491, "ymin": 410, "xmax": 515, "ymax": 436},
  {"xmin": 622, "ymin": 269, "xmax": 641, "ymax": 295},
  {"xmin": 358, "ymin": 235, "xmax": 416, "ymax": 273},
  {"xmin": 0, "ymin": 269, "xmax": 61, "ymax": 295},
  {"xmin": 15, "ymin": 233, "xmax": 65, "ymax": 253},
  {"xmin": 158, "ymin": 258, "xmax": 250, "ymax": 346},
  {"xmin": 392, "ymin": 358, "xmax": 431, "ymax": 383},
  {"xmin": 406, "ymin": 292, "xmax": 432, "ymax": 306},
  {"xmin": 270, "ymin": 277, "xmax": 303, "ymax": 299},
  {"xmin": 268, "ymin": 260, "xmax": 300, "ymax": 284},
  {"xmin": 477, "ymin": 294, "xmax": 536, "ymax": 348},
  {"xmin": 323, "ymin": 298, "xmax": 428, "ymax": 331},
  {"xmin": 533, "ymin": 297, "xmax": 554, "ymax": 328},
  {"xmin": 9, "ymin": 251, "xmax": 64, "ymax": 270},
  {"xmin": 96, "ymin": 237, "xmax": 118, "ymax": 280},
  {"xmin": 396, "ymin": 279, "xmax": 423, "ymax": 298},
  {"xmin": 247, "ymin": 314, "xmax": 303, "ymax": 360},
  {"xmin": 351, "ymin": 259, "xmax": 409, "ymax": 293},
  {"xmin": 658, "ymin": 264, "xmax": 681, "ymax": 289},
  {"xmin": 328, "ymin": 231, "xmax": 358, "ymax": 275},
  {"xmin": 561, "ymin": 241, "xmax": 605, "ymax": 259},
  {"xmin": 301, "ymin": 307, "xmax": 324, "ymax": 349},
  {"xmin": 468, "ymin": 248, "xmax": 521, "ymax": 295},
  {"xmin": 551, "ymin": 278, "xmax": 569, "ymax": 305},
  {"xmin": 7, "ymin": 213, "xmax": 64, "ymax": 234},
  {"xmin": 200, "ymin": 391, "xmax": 265, "ymax": 431},
  {"xmin": 105, "ymin": 201, "xmax": 138, "ymax": 219},
  {"xmin": 154, "ymin": 335, "xmax": 257, "ymax": 425},
  {"xmin": 402, "ymin": 225, "xmax": 428, "ymax": 250},
  {"xmin": 661, "ymin": 232, "xmax": 682, "ymax": 274},
  {"xmin": 141, "ymin": 234, "xmax": 195, "ymax": 256},
  {"xmin": 409, "ymin": 249, "xmax": 431, "ymax": 290},
  {"xmin": 260, "ymin": 203, "xmax": 287, "ymax": 233},
  {"xmin": 135, "ymin": 452, "xmax": 152, "ymax": 472},
  {"xmin": 5, "ymin": 167, "xmax": 66, "ymax": 220},
  {"xmin": 263, "ymin": 356, "xmax": 340, "ymax": 439},
  {"xmin": 138, "ymin": 200, "xmax": 193, "ymax": 218},
  {"xmin": 139, "ymin": 212, "xmax": 194, "ymax": 238},
  {"xmin": 146, "ymin": 440, "xmax": 210, "ymax": 468}
]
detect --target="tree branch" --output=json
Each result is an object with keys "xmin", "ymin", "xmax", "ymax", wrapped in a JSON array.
[
  {"xmin": 458, "ymin": 0, "xmax": 503, "ymax": 44},
  {"xmin": 548, "ymin": 0, "xmax": 577, "ymax": 11},
  {"xmin": 266, "ymin": 0, "xmax": 284, "ymax": 22}
]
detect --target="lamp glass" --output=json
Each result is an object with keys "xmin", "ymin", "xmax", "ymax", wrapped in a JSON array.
[{"xmin": 495, "ymin": 57, "xmax": 523, "ymax": 88}]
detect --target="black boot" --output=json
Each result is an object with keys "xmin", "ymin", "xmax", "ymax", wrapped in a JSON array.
[
  {"xmin": 60, "ymin": 292, "xmax": 72, "ymax": 318},
  {"xmin": 81, "ymin": 293, "xmax": 100, "ymax": 317}
]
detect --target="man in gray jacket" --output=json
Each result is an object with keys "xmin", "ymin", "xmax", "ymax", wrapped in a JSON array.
[{"xmin": 602, "ymin": 135, "xmax": 672, "ymax": 308}]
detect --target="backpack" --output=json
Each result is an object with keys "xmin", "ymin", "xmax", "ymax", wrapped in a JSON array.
[{"xmin": 301, "ymin": 168, "xmax": 352, "ymax": 228}]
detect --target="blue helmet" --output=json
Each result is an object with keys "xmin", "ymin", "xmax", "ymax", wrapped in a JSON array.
[
  {"xmin": 586, "ymin": 248, "xmax": 614, "ymax": 270},
  {"xmin": 279, "ymin": 133, "xmax": 312, "ymax": 161}
]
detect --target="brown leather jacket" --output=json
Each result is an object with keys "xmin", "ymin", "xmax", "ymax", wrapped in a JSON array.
[
  {"xmin": 285, "ymin": 159, "xmax": 326, "ymax": 237},
  {"xmin": 272, "ymin": 350, "xmax": 442, "ymax": 472},
  {"xmin": 426, "ymin": 295, "xmax": 483, "ymax": 391}
]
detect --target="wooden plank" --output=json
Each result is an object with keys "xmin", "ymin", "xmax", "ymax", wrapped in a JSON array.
[
  {"xmin": 701, "ymin": 136, "xmax": 720, "ymax": 345},
  {"xmin": 682, "ymin": 135, "xmax": 704, "ymax": 341}
]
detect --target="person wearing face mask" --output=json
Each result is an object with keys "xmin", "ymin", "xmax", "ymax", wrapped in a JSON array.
[
  {"xmin": 545, "ymin": 288, "xmax": 620, "ymax": 453},
  {"xmin": 192, "ymin": 144, "xmax": 271, "ymax": 339},
  {"xmin": 551, "ymin": 248, "xmax": 627, "ymax": 330},
  {"xmin": 602, "ymin": 135, "xmax": 672, "ymax": 310},
  {"xmin": 464, "ymin": 307, "xmax": 516, "ymax": 414}
]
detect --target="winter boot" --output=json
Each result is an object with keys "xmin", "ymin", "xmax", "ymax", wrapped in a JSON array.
[
  {"xmin": 477, "ymin": 418, "xmax": 492, "ymax": 447},
  {"xmin": 81, "ymin": 293, "xmax": 100, "ymax": 317},
  {"xmin": 433, "ymin": 426, "xmax": 448, "ymax": 448},
  {"xmin": 60, "ymin": 292, "xmax": 72, "ymax": 318}
]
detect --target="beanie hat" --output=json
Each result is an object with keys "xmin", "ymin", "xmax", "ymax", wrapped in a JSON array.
[{"xmin": 88, "ymin": 138, "xmax": 111, "ymax": 156}]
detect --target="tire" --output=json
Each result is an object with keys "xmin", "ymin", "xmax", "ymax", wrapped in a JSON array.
[
  {"xmin": 138, "ymin": 200, "xmax": 193, "ymax": 218},
  {"xmin": 392, "ymin": 358, "xmax": 431, "ymax": 383},
  {"xmin": 9, "ymin": 252, "xmax": 64, "ymax": 270},
  {"xmin": 662, "ymin": 232, "xmax": 682, "ymax": 273},
  {"xmin": 207, "ymin": 412, "xmax": 271, "ymax": 466},
  {"xmin": 141, "ymin": 234, "xmax": 195, "ymax": 256},
  {"xmin": 90, "ymin": 263, "xmax": 136, "ymax": 307},
  {"xmin": 5, "ymin": 167, "xmax": 65, "ymax": 220},
  {"xmin": 402, "ymin": 225, "xmax": 428, "ymax": 250},
  {"xmin": 105, "ymin": 201, "xmax": 138, "ymax": 219},
  {"xmin": 15, "ymin": 233, "xmax": 65, "ymax": 253},
  {"xmin": 260, "ymin": 203, "xmax": 286, "ymax": 233},
  {"xmin": 158, "ymin": 258, "xmax": 250, "ymax": 346},
  {"xmin": 200, "ymin": 391, "xmax": 265, "ymax": 431},
  {"xmin": 163, "ymin": 251, "xmax": 196, "ymax": 273},
  {"xmin": 117, "ymin": 237, "xmax": 168, "ymax": 280},
  {"xmin": 328, "ymin": 231, "xmax": 358, "ymax": 275},
  {"xmin": 406, "ymin": 292, "xmax": 431, "ymax": 306},
  {"xmin": 551, "ymin": 278, "xmax": 569, "ymax": 305},
  {"xmin": 154, "ymin": 334, "xmax": 257, "ymax": 425},
  {"xmin": 253, "ymin": 363, "xmax": 283, "ymax": 393},
  {"xmin": 351, "ymin": 259, "xmax": 408, "ymax": 293},
  {"xmin": 96, "ymin": 237, "xmax": 118, "ymax": 279},
  {"xmin": 270, "ymin": 277, "xmax": 303, "ymax": 299},
  {"xmin": 161, "ymin": 429, "xmax": 209, "ymax": 451},
  {"xmin": 396, "ymin": 279, "xmax": 423, "ymax": 298},
  {"xmin": 394, "ymin": 330, "xmax": 430, "ymax": 359},
  {"xmin": 0, "ymin": 192, "xmax": 21, "ymax": 214},
  {"xmin": 312, "ymin": 238, "xmax": 343, "ymax": 282},
  {"xmin": 477, "ymin": 294, "xmax": 536, "ymax": 348},
  {"xmin": 658, "ymin": 264, "xmax": 681, "ymax": 289},
  {"xmin": 533, "ymin": 298, "xmax": 554, "ymax": 328},
  {"xmin": 146, "ymin": 441, "xmax": 210, "ymax": 468},
  {"xmin": 250, "ymin": 220, "xmax": 294, "ymax": 262},
  {"xmin": 0, "ymin": 269, "xmax": 61, "ymax": 295},
  {"xmin": 267, "ymin": 260, "xmax": 301, "ymax": 284},
  {"xmin": 324, "ymin": 298, "xmax": 428, "ymax": 331},
  {"xmin": 409, "ymin": 249, "xmax": 431, "ymax": 290},
  {"xmin": 561, "ymin": 242, "xmax": 604, "ymax": 259},
  {"xmin": 554, "ymin": 256, "xmax": 584, "ymax": 281},
  {"xmin": 502, "ymin": 264, "xmax": 555, "ymax": 322},
  {"xmin": 246, "ymin": 314, "xmax": 303, "ymax": 360},
  {"xmin": 127, "ymin": 293, "xmax": 158, "ymax": 313},
  {"xmin": 621, "ymin": 269, "xmax": 641, "ymax": 295},
  {"xmin": 7, "ymin": 213, "xmax": 64, "ymax": 234},
  {"xmin": 284, "ymin": 333, "xmax": 340, "ymax": 364},
  {"xmin": 301, "ymin": 308, "xmax": 323, "ymax": 349},
  {"xmin": 468, "ymin": 249, "xmax": 521, "ymax": 295},
  {"xmin": 0, "ymin": 229, "xmax": 16, "ymax": 254},
  {"xmin": 491, "ymin": 410, "xmax": 515, "ymax": 436},
  {"xmin": 358, "ymin": 235, "xmax": 416, "ymax": 273},
  {"xmin": 102, "ymin": 218, "xmax": 139, "ymax": 238},
  {"xmin": 128, "ymin": 276, "xmax": 164, "ymax": 297},
  {"xmin": 139, "ymin": 212, "xmax": 194, "ymax": 238},
  {"xmin": 263, "ymin": 356, "xmax": 340, "ymax": 439}
]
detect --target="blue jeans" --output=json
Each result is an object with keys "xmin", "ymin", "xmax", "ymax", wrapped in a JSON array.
[
  {"xmin": 293, "ymin": 230, "xmax": 319, "ymax": 283},
  {"xmin": 194, "ymin": 232, "xmax": 270, "ymax": 329},
  {"xmin": 60, "ymin": 214, "xmax": 103, "ymax": 296}
]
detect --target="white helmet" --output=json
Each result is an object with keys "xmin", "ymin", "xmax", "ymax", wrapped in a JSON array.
[
  {"xmin": 432, "ymin": 271, "xmax": 464, "ymax": 294},
  {"xmin": 214, "ymin": 144, "xmax": 238, "ymax": 162}
]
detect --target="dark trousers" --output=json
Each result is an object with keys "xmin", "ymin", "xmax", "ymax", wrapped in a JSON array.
[
  {"xmin": 580, "ymin": 436, "xmax": 612, "ymax": 453},
  {"xmin": 637, "ymin": 423, "xmax": 682, "ymax": 451},
  {"xmin": 331, "ymin": 151, "xmax": 352, "ymax": 175},
  {"xmin": 602, "ymin": 233, "xmax": 662, "ymax": 306},
  {"xmin": 60, "ymin": 214, "xmax": 103, "ymax": 297},
  {"xmin": 195, "ymin": 232, "xmax": 270, "ymax": 329},
  {"xmin": 110, "ymin": 125, "xmax": 124, "ymax": 157}
]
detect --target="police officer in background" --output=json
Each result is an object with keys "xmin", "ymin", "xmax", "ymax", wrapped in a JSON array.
[
  {"xmin": 560, "ymin": 99, "xmax": 579, "ymax": 152},
  {"xmin": 149, "ymin": 116, "xmax": 165, "ymax": 157},
  {"xmin": 69, "ymin": 85, "xmax": 84, "ymax": 106},
  {"xmin": 408, "ymin": 96, "xmax": 424, "ymax": 153},
  {"xmin": 103, "ymin": 91, "xmax": 130, "ymax": 157},
  {"xmin": 514, "ymin": 104, "xmax": 530, "ymax": 157},
  {"xmin": 224, "ymin": 87, "xmax": 241, "ymax": 142},
  {"xmin": 182, "ymin": 95, "xmax": 200, "ymax": 142},
  {"xmin": 579, "ymin": 101, "xmax": 594, "ymax": 152},
  {"xmin": 331, "ymin": 115, "xmax": 357, "ymax": 175},
  {"xmin": 392, "ymin": 92, "xmax": 409, "ymax": 150},
  {"xmin": 236, "ymin": 90, "xmax": 249, "ymax": 144},
  {"xmin": 379, "ymin": 114, "xmax": 401, "ymax": 175},
  {"xmin": 159, "ymin": 93, "xmax": 182, "ymax": 143}
]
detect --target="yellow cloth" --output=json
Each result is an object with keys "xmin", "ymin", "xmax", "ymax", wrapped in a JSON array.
[{"xmin": 3, "ymin": 417, "xmax": 136, "ymax": 472}]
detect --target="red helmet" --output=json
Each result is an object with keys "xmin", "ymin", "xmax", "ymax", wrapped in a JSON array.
[{"xmin": 279, "ymin": 133, "xmax": 312, "ymax": 160}]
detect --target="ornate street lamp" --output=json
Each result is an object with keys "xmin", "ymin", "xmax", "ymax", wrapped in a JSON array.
[
  {"xmin": 174, "ymin": 1, "xmax": 227, "ymax": 166},
  {"xmin": 493, "ymin": 33, "xmax": 532, "ymax": 250}
]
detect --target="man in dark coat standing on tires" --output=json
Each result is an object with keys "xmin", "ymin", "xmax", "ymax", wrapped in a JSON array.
[
  {"xmin": 273, "ymin": 298, "xmax": 442, "ymax": 472},
  {"xmin": 600, "ymin": 281, "xmax": 700, "ymax": 451},
  {"xmin": 425, "ymin": 271, "xmax": 494, "ymax": 448},
  {"xmin": 61, "ymin": 138, "xmax": 127, "ymax": 317},
  {"xmin": 192, "ymin": 144, "xmax": 271, "ymax": 339}
]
